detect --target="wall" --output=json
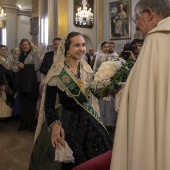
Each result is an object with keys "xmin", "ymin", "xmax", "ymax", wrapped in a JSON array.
[
  {"xmin": 57, "ymin": 0, "xmax": 69, "ymax": 39},
  {"xmin": 2, "ymin": 0, "xmax": 32, "ymax": 53},
  {"xmin": 17, "ymin": 15, "xmax": 31, "ymax": 45},
  {"xmin": 5, "ymin": 8, "xmax": 17, "ymax": 52},
  {"xmin": 16, "ymin": 0, "xmax": 32, "ymax": 47}
]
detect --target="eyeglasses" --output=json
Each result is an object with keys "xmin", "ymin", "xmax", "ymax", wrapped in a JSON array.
[{"xmin": 131, "ymin": 10, "xmax": 146, "ymax": 24}]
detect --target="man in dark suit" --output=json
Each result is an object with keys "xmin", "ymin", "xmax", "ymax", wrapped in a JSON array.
[
  {"xmin": 84, "ymin": 48, "xmax": 94, "ymax": 65},
  {"xmin": 40, "ymin": 37, "xmax": 61, "ymax": 75}
]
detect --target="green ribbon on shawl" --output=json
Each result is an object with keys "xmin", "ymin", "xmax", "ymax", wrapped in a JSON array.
[{"xmin": 57, "ymin": 68, "xmax": 107, "ymax": 131}]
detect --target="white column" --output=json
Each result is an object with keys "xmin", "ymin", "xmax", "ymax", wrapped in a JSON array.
[
  {"xmin": 47, "ymin": 0, "xmax": 54, "ymax": 43},
  {"xmin": 3, "ymin": 5, "xmax": 18, "ymax": 54}
]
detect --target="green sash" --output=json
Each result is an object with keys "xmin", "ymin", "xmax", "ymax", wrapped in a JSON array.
[{"xmin": 57, "ymin": 68, "xmax": 107, "ymax": 131}]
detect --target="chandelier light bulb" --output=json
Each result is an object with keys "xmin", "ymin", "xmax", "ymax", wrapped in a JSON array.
[{"xmin": 75, "ymin": 0, "xmax": 93, "ymax": 26}]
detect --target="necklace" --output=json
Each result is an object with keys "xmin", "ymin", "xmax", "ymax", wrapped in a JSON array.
[
  {"xmin": 70, "ymin": 66, "xmax": 77, "ymax": 71},
  {"xmin": 65, "ymin": 61, "xmax": 79, "ymax": 72},
  {"xmin": 65, "ymin": 61, "xmax": 83, "ymax": 87}
]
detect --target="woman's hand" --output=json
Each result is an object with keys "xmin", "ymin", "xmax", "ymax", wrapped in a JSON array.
[
  {"xmin": 17, "ymin": 62, "xmax": 24, "ymax": 69},
  {"xmin": 51, "ymin": 123, "xmax": 65, "ymax": 149}
]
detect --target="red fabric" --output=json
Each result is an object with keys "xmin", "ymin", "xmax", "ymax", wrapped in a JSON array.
[{"xmin": 72, "ymin": 150, "xmax": 112, "ymax": 170}]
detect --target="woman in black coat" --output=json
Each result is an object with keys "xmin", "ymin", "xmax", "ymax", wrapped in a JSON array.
[{"xmin": 13, "ymin": 38, "xmax": 41, "ymax": 131}]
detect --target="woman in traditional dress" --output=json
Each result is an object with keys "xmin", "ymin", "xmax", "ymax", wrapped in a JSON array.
[
  {"xmin": 93, "ymin": 41, "xmax": 110, "ymax": 73},
  {"xmin": 8, "ymin": 48, "xmax": 21, "ymax": 117},
  {"xmin": 29, "ymin": 32, "xmax": 112, "ymax": 170},
  {"xmin": 93, "ymin": 42, "xmax": 116, "ymax": 130},
  {"xmin": 0, "ymin": 45, "xmax": 15, "ymax": 119}
]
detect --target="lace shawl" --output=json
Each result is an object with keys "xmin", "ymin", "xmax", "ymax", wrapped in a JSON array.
[
  {"xmin": 34, "ymin": 37, "xmax": 100, "ymax": 141},
  {"xmin": 0, "ymin": 56, "xmax": 10, "ymax": 70},
  {"xmin": 93, "ymin": 42, "xmax": 108, "ymax": 73}
]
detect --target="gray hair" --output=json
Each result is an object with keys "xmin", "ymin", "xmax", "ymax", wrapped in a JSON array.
[{"xmin": 135, "ymin": 0, "xmax": 170, "ymax": 18}]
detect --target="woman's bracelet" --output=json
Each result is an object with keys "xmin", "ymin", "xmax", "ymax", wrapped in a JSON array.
[{"xmin": 48, "ymin": 120, "xmax": 62, "ymax": 132}]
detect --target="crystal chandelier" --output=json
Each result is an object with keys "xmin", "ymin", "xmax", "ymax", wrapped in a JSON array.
[
  {"xmin": 75, "ymin": 0, "xmax": 93, "ymax": 25},
  {"xmin": 0, "ymin": 6, "xmax": 6, "ymax": 20}
]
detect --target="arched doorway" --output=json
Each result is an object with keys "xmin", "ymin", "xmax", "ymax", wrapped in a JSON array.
[{"xmin": 83, "ymin": 34, "xmax": 93, "ymax": 52}]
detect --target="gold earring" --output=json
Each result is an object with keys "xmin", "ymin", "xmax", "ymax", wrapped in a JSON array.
[{"xmin": 66, "ymin": 52, "xmax": 70, "ymax": 60}]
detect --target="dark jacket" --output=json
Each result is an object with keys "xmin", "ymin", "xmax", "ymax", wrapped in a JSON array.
[
  {"xmin": 40, "ymin": 51, "xmax": 54, "ymax": 75},
  {"xmin": 85, "ymin": 53, "xmax": 91, "ymax": 65}
]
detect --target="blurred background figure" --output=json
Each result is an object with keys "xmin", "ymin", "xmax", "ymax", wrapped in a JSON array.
[
  {"xmin": 114, "ymin": 39, "xmax": 144, "ymax": 125},
  {"xmin": 107, "ymin": 42, "xmax": 119, "ymax": 60},
  {"xmin": 130, "ymin": 39, "xmax": 143, "ymax": 59},
  {"xmin": 83, "ymin": 48, "xmax": 95, "ymax": 66},
  {"xmin": 120, "ymin": 38, "xmax": 143, "ymax": 61},
  {"xmin": 8, "ymin": 48, "xmax": 21, "ymax": 118},
  {"xmin": 13, "ymin": 38, "xmax": 41, "ymax": 132},
  {"xmin": 40, "ymin": 44, "xmax": 53, "ymax": 62},
  {"xmin": 93, "ymin": 41, "xmax": 116, "ymax": 131},
  {"xmin": 8, "ymin": 48, "xmax": 20, "ymax": 69},
  {"xmin": 46, "ymin": 44, "xmax": 53, "ymax": 52},
  {"xmin": 0, "ymin": 45, "xmax": 15, "ymax": 120},
  {"xmin": 93, "ymin": 41, "xmax": 110, "ymax": 72},
  {"xmin": 39, "ymin": 38, "xmax": 61, "ymax": 117},
  {"xmin": 40, "ymin": 37, "xmax": 61, "ymax": 76}
]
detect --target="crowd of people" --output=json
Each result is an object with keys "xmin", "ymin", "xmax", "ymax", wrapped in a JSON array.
[
  {"xmin": 0, "ymin": 32, "xmax": 142, "ymax": 170},
  {"xmin": 0, "ymin": 34, "xmax": 142, "ymax": 168},
  {"xmin": 0, "ymin": 32, "xmax": 140, "ymax": 128},
  {"xmin": 1, "ymin": 0, "xmax": 170, "ymax": 169}
]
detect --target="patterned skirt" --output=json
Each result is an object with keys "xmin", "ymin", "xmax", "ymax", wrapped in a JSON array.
[{"xmin": 29, "ymin": 108, "xmax": 113, "ymax": 170}]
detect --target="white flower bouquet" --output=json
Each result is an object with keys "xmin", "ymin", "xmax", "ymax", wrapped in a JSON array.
[{"xmin": 90, "ymin": 58, "xmax": 135, "ymax": 99}]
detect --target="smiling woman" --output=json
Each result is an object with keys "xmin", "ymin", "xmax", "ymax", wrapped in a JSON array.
[
  {"xmin": 29, "ymin": 31, "xmax": 112, "ymax": 170},
  {"xmin": 12, "ymin": 38, "xmax": 40, "ymax": 132}
]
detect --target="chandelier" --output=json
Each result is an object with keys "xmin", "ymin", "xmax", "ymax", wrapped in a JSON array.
[
  {"xmin": 75, "ymin": 0, "xmax": 93, "ymax": 25},
  {"xmin": 0, "ymin": 6, "xmax": 6, "ymax": 20}
]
